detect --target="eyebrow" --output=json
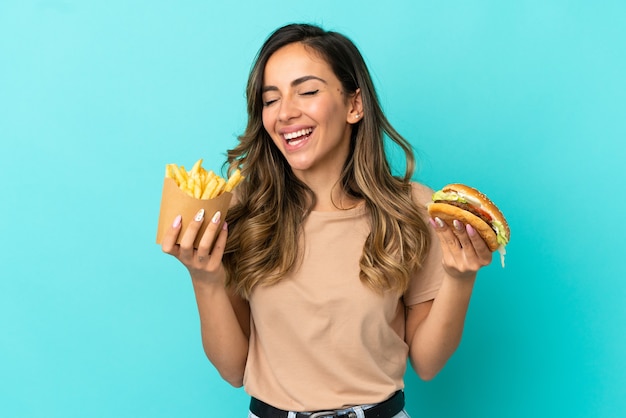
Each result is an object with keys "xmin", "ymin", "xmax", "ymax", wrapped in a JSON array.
[{"xmin": 262, "ymin": 75, "xmax": 327, "ymax": 93}]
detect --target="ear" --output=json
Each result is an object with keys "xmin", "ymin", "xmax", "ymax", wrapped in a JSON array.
[{"xmin": 346, "ymin": 88, "xmax": 363, "ymax": 125}]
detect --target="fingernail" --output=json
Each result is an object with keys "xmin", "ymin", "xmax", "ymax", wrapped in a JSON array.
[
  {"xmin": 222, "ymin": 221, "xmax": 228, "ymax": 231},
  {"xmin": 435, "ymin": 217, "xmax": 445, "ymax": 228},
  {"xmin": 172, "ymin": 215, "xmax": 182, "ymax": 228},
  {"xmin": 194, "ymin": 209, "xmax": 205, "ymax": 222},
  {"xmin": 211, "ymin": 211, "xmax": 221, "ymax": 224},
  {"xmin": 453, "ymin": 220, "xmax": 463, "ymax": 231},
  {"xmin": 466, "ymin": 224, "xmax": 476, "ymax": 236}
]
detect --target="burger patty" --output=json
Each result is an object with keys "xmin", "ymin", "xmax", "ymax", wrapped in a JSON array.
[{"xmin": 434, "ymin": 200, "xmax": 494, "ymax": 228}]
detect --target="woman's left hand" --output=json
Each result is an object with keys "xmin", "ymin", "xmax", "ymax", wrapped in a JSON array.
[{"xmin": 430, "ymin": 217, "xmax": 493, "ymax": 279}]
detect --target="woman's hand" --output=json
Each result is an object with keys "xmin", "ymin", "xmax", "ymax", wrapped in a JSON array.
[
  {"xmin": 429, "ymin": 217, "xmax": 492, "ymax": 279},
  {"xmin": 406, "ymin": 215, "xmax": 493, "ymax": 379},
  {"xmin": 161, "ymin": 209, "xmax": 248, "ymax": 386},
  {"xmin": 161, "ymin": 209, "xmax": 228, "ymax": 283}
]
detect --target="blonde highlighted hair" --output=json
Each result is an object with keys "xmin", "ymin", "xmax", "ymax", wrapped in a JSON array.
[{"xmin": 223, "ymin": 23, "xmax": 430, "ymax": 299}]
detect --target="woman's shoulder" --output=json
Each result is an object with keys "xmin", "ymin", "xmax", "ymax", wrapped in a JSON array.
[{"xmin": 409, "ymin": 181, "xmax": 434, "ymax": 208}]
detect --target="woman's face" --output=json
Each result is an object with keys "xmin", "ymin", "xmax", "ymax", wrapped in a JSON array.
[{"xmin": 261, "ymin": 42, "xmax": 361, "ymax": 183}]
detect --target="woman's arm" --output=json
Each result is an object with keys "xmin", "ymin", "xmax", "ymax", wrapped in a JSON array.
[
  {"xmin": 405, "ymin": 272, "xmax": 476, "ymax": 380},
  {"xmin": 405, "ymin": 186, "xmax": 492, "ymax": 380},
  {"xmin": 162, "ymin": 209, "xmax": 250, "ymax": 387}
]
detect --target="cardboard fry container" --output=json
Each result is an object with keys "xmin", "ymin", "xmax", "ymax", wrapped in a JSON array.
[{"xmin": 156, "ymin": 177, "xmax": 232, "ymax": 250}]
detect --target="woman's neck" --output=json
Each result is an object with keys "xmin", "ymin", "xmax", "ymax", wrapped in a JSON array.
[{"xmin": 304, "ymin": 177, "xmax": 361, "ymax": 212}]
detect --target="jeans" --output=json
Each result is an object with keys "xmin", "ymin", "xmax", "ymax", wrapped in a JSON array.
[{"xmin": 248, "ymin": 410, "xmax": 411, "ymax": 418}]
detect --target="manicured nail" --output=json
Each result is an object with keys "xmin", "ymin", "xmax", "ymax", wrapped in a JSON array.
[
  {"xmin": 434, "ymin": 217, "xmax": 445, "ymax": 228},
  {"xmin": 194, "ymin": 209, "xmax": 205, "ymax": 222},
  {"xmin": 466, "ymin": 224, "xmax": 476, "ymax": 236},
  {"xmin": 222, "ymin": 221, "xmax": 228, "ymax": 231},
  {"xmin": 453, "ymin": 220, "xmax": 463, "ymax": 231},
  {"xmin": 211, "ymin": 211, "xmax": 221, "ymax": 224},
  {"xmin": 172, "ymin": 215, "xmax": 182, "ymax": 228}
]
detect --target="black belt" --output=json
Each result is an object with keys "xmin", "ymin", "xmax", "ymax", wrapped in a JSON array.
[{"xmin": 250, "ymin": 390, "xmax": 404, "ymax": 418}]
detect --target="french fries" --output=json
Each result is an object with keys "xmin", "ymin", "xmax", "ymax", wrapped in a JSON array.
[{"xmin": 165, "ymin": 159, "xmax": 243, "ymax": 199}]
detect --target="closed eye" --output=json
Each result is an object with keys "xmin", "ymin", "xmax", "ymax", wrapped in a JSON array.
[{"xmin": 301, "ymin": 89, "xmax": 319, "ymax": 96}]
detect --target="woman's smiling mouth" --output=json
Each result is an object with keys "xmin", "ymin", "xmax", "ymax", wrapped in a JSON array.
[{"xmin": 282, "ymin": 127, "xmax": 314, "ymax": 147}]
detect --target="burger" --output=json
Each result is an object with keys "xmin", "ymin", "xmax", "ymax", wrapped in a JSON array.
[{"xmin": 427, "ymin": 183, "xmax": 510, "ymax": 266}]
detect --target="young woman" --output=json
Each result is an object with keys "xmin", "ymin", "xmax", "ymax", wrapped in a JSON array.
[{"xmin": 161, "ymin": 23, "xmax": 493, "ymax": 418}]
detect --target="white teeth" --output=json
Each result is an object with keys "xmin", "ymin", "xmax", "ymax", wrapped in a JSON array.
[{"xmin": 284, "ymin": 128, "xmax": 312, "ymax": 141}]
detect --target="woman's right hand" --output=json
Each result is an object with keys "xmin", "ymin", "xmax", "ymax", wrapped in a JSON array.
[
  {"xmin": 161, "ymin": 208, "xmax": 229, "ymax": 284},
  {"xmin": 161, "ymin": 208, "xmax": 248, "ymax": 387}
]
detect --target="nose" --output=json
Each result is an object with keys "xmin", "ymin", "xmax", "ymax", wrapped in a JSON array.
[{"xmin": 277, "ymin": 95, "xmax": 300, "ymax": 122}]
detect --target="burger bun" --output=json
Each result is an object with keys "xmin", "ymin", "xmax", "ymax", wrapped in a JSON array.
[{"xmin": 428, "ymin": 202, "xmax": 501, "ymax": 252}]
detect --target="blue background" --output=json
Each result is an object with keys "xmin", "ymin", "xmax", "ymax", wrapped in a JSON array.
[{"xmin": 1, "ymin": 1, "xmax": 625, "ymax": 417}]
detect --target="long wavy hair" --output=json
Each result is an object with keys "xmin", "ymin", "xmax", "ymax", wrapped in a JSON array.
[{"xmin": 223, "ymin": 23, "xmax": 430, "ymax": 299}]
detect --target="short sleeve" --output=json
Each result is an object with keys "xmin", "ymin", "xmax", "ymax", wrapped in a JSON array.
[{"xmin": 403, "ymin": 182, "xmax": 445, "ymax": 306}]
